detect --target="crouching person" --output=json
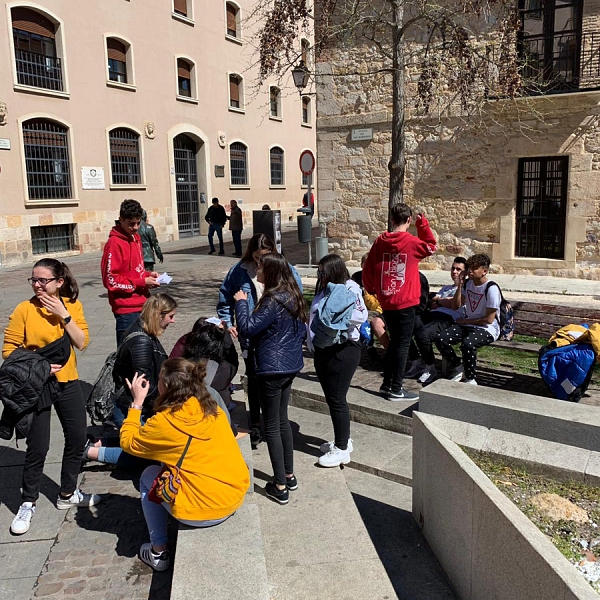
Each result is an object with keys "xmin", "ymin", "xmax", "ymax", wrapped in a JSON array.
[{"xmin": 120, "ymin": 359, "xmax": 250, "ymax": 571}]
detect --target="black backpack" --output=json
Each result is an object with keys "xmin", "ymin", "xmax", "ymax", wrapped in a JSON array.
[
  {"xmin": 485, "ymin": 282, "xmax": 515, "ymax": 342},
  {"xmin": 86, "ymin": 331, "xmax": 145, "ymax": 425}
]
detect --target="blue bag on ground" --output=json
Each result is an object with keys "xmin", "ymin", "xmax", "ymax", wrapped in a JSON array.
[
  {"xmin": 538, "ymin": 343, "xmax": 595, "ymax": 402},
  {"xmin": 311, "ymin": 282, "xmax": 356, "ymax": 348}
]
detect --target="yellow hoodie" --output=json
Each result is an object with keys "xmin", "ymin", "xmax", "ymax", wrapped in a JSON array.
[{"xmin": 120, "ymin": 396, "xmax": 250, "ymax": 521}]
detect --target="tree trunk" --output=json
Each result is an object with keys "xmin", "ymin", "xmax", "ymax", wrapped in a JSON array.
[{"xmin": 388, "ymin": 0, "xmax": 405, "ymax": 231}]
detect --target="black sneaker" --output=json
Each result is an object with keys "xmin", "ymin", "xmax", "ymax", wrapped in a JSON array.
[
  {"xmin": 218, "ymin": 251, "xmax": 225, "ymax": 255},
  {"xmin": 250, "ymin": 427, "xmax": 262, "ymax": 449},
  {"xmin": 208, "ymin": 250, "xmax": 215, "ymax": 255},
  {"xmin": 378, "ymin": 383, "xmax": 391, "ymax": 398},
  {"xmin": 388, "ymin": 388, "xmax": 419, "ymax": 401},
  {"xmin": 285, "ymin": 475, "xmax": 298, "ymax": 491},
  {"xmin": 265, "ymin": 482, "xmax": 289, "ymax": 505}
]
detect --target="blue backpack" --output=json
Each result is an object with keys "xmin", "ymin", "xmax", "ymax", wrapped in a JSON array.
[{"xmin": 310, "ymin": 283, "xmax": 356, "ymax": 349}]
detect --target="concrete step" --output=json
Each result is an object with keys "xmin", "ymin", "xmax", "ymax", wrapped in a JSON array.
[
  {"xmin": 288, "ymin": 405, "xmax": 413, "ymax": 485},
  {"xmin": 251, "ymin": 433, "xmax": 399, "ymax": 599}
]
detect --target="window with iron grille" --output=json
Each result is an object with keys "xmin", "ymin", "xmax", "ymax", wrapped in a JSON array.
[
  {"xmin": 226, "ymin": 3, "xmax": 238, "ymax": 37},
  {"xmin": 270, "ymin": 147, "xmax": 284, "ymax": 186},
  {"xmin": 229, "ymin": 75, "xmax": 242, "ymax": 108},
  {"xmin": 31, "ymin": 224, "xmax": 75, "ymax": 255},
  {"xmin": 12, "ymin": 7, "xmax": 62, "ymax": 92},
  {"xmin": 22, "ymin": 118, "xmax": 72, "ymax": 200},
  {"xmin": 515, "ymin": 156, "xmax": 568, "ymax": 259},
  {"xmin": 230, "ymin": 142, "xmax": 248, "ymax": 185},
  {"xmin": 270, "ymin": 87, "xmax": 281, "ymax": 118},
  {"xmin": 109, "ymin": 128, "xmax": 142, "ymax": 185},
  {"xmin": 177, "ymin": 58, "xmax": 192, "ymax": 97},
  {"xmin": 107, "ymin": 38, "xmax": 128, "ymax": 83},
  {"xmin": 302, "ymin": 96, "xmax": 310, "ymax": 124}
]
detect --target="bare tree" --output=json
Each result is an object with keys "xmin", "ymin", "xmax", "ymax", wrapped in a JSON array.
[{"xmin": 250, "ymin": 0, "xmax": 529, "ymax": 229}]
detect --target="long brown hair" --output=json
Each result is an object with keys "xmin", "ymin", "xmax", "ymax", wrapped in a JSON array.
[
  {"xmin": 140, "ymin": 293, "xmax": 177, "ymax": 337},
  {"xmin": 240, "ymin": 233, "xmax": 275, "ymax": 264},
  {"xmin": 255, "ymin": 253, "xmax": 307, "ymax": 322},
  {"xmin": 33, "ymin": 258, "xmax": 79, "ymax": 301},
  {"xmin": 153, "ymin": 358, "xmax": 218, "ymax": 418}
]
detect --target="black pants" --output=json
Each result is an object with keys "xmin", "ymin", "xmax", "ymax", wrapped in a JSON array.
[
  {"xmin": 244, "ymin": 354, "xmax": 261, "ymax": 427},
  {"xmin": 383, "ymin": 307, "xmax": 416, "ymax": 392},
  {"xmin": 22, "ymin": 380, "xmax": 87, "ymax": 502},
  {"xmin": 314, "ymin": 341, "xmax": 361, "ymax": 451},
  {"xmin": 257, "ymin": 374, "xmax": 296, "ymax": 486},
  {"xmin": 436, "ymin": 325, "xmax": 495, "ymax": 381},
  {"xmin": 411, "ymin": 312, "xmax": 455, "ymax": 365}
]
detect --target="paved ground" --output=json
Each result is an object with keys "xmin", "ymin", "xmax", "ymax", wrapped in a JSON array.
[{"xmin": 1, "ymin": 224, "xmax": 599, "ymax": 599}]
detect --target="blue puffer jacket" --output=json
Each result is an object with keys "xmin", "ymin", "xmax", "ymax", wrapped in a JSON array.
[
  {"xmin": 234, "ymin": 292, "xmax": 305, "ymax": 376},
  {"xmin": 217, "ymin": 260, "xmax": 303, "ymax": 348}
]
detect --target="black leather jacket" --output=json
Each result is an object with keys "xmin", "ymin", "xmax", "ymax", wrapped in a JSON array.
[
  {"xmin": 112, "ymin": 319, "xmax": 167, "ymax": 411},
  {"xmin": 235, "ymin": 293, "xmax": 305, "ymax": 376}
]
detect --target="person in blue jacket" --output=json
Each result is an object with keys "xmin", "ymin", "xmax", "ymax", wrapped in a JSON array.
[
  {"xmin": 217, "ymin": 233, "xmax": 303, "ymax": 448},
  {"xmin": 234, "ymin": 253, "xmax": 307, "ymax": 505}
]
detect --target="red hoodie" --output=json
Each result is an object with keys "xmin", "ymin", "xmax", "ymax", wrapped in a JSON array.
[
  {"xmin": 362, "ymin": 215, "xmax": 437, "ymax": 311},
  {"xmin": 101, "ymin": 225, "xmax": 150, "ymax": 314}
]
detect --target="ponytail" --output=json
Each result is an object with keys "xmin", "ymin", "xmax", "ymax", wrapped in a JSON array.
[{"xmin": 33, "ymin": 258, "xmax": 79, "ymax": 301}]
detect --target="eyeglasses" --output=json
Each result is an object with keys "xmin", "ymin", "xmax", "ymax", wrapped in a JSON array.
[{"xmin": 28, "ymin": 277, "xmax": 57, "ymax": 285}]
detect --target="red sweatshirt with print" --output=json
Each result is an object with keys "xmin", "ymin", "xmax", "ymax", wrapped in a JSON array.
[
  {"xmin": 101, "ymin": 226, "xmax": 151, "ymax": 314},
  {"xmin": 362, "ymin": 215, "xmax": 437, "ymax": 311}
]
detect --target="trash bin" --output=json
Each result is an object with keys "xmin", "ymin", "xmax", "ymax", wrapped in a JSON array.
[
  {"xmin": 315, "ymin": 237, "xmax": 329, "ymax": 261},
  {"xmin": 297, "ymin": 207, "xmax": 312, "ymax": 244}
]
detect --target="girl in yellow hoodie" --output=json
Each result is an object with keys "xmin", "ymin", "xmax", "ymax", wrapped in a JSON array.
[{"xmin": 120, "ymin": 358, "xmax": 250, "ymax": 571}]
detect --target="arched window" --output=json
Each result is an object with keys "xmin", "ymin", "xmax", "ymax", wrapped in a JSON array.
[
  {"xmin": 107, "ymin": 38, "xmax": 128, "ymax": 83},
  {"xmin": 270, "ymin": 86, "xmax": 281, "ymax": 118},
  {"xmin": 302, "ymin": 96, "xmax": 311, "ymax": 125},
  {"xmin": 109, "ymin": 128, "xmax": 141, "ymax": 185},
  {"xmin": 270, "ymin": 146, "xmax": 284, "ymax": 186},
  {"xmin": 229, "ymin": 74, "xmax": 243, "ymax": 109},
  {"xmin": 226, "ymin": 2, "xmax": 240, "ymax": 38},
  {"xmin": 177, "ymin": 58, "xmax": 194, "ymax": 97},
  {"xmin": 230, "ymin": 142, "xmax": 248, "ymax": 186},
  {"xmin": 22, "ymin": 118, "xmax": 72, "ymax": 199},
  {"xmin": 12, "ymin": 7, "xmax": 63, "ymax": 91}
]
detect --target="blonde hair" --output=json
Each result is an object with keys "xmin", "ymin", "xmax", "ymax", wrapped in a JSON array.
[{"xmin": 140, "ymin": 293, "xmax": 177, "ymax": 337}]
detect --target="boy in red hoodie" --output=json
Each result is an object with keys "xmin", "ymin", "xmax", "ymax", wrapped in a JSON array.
[
  {"xmin": 363, "ymin": 203, "xmax": 436, "ymax": 400},
  {"xmin": 101, "ymin": 199, "xmax": 160, "ymax": 344}
]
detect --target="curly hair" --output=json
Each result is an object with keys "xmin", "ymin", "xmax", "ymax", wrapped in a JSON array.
[{"xmin": 152, "ymin": 358, "xmax": 218, "ymax": 418}]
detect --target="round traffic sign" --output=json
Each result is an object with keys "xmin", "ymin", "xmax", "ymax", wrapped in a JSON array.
[{"xmin": 299, "ymin": 150, "xmax": 315, "ymax": 175}]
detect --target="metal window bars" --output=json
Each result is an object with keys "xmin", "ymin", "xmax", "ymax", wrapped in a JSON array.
[
  {"xmin": 31, "ymin": 224, "xmax": 75, "ymax": 255},
  {"xmin": 230, "ymin": 143, "xmax": 247, "ymax": 185},
  {"xmin": 14, "ymin": 48, "xmax": 63, "ymax": 91},
  {"xmin": 270, "ymin": 147, "xmax": 284, "ymax": 185},
  {"xmin": 22, "ymin": 119, "xmax": 72, "ymax": 200},
  {"xmin": 109, "ymin": 128, "xmax": 142, "ymax": 185}
]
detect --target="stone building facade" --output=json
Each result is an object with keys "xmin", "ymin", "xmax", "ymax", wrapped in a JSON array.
[
  {"xmin": 0, "ymin": 0, "xmax": 315, "ymax": 266},
  {"xmin": 315, "ymin": 0, "xmax": 600, "ymax": 279}
]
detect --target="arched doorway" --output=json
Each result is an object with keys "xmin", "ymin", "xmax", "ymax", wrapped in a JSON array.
[{"xmin": 174, "ymin": 134, "xmax": 200, "ymax": 237}]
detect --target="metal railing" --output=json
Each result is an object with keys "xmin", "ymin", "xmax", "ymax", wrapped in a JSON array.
[
  {"xmin": 31, "ymin": 224, "xmax": 75, "ymax": 255},
  {"xmin": 15, "ymin": 48, "xmax": 63, "ymax": 91}
]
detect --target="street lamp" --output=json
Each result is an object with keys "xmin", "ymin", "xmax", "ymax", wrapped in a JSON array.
[{"xmin": 292, "ymin": 60, "xmax": 310, "ymax": 94}]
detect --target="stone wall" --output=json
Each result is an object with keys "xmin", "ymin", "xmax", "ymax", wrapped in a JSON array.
[{"xmin": 315, "ymin": 20, "xmax": 600, "ymax": 278}]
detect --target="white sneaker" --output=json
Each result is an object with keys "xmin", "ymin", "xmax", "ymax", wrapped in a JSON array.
[
  {"xmin": 465, "ymin": 379, "xmax": 478, "ymax": 385},
  {"xmin": 404, "ymin": 359, "xmax": 426, "ymax": 379},
  {"xmin": 56, "ymin": 489, "xmax": 102, "ymax": 510},
  {"xmin": 418, "ymin": 365, "xmax": 437, "ymax": 384},
  {"xmin": 320, "ymin": 438, "xmax": 353, "ymax": 454},
  {"xmin": 318, "ymin": 446, "xmax": 351, "ymax": 468},
  {"xmin": 139, "ymin": 543, "xmax": 170, "ymax": 571},
  {"xmin": 11, "ymin": 502, "xmax": 35, "ymax": 535},
  {"xmin": 449, "ymin": 366, "xmax": 464, "ymax": 382}
]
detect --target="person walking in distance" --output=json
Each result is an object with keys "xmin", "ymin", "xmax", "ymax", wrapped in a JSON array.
[
  {"xmin": 101, "ymin": 199, "xmax": 160, "ymax": 345},
  {"xmin": 362, "ymin": 204, "xmax": 437, "ymax": 401},
  {"xmin": 228, "ymin": 200, "xmax": 243, "ymax": 257},
  {"xmin": 139, "ymin": 210, "xmax": 164, "ymax": 271},
  {"xmin": 205, "ymin": 197, "xmax": 227, "ymax": 255},
  {"xmin": 4, "ymin": 259, "xmax": 101, "ymax": 535}
]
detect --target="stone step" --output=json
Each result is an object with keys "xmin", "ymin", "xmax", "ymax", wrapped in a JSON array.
[{"xmin": 288, "ymin": 405, "xmax": 413, "ymax": 485}]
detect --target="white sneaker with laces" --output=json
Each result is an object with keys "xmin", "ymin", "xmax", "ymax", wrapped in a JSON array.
[
  {"xmin": 318, "ymin": 446, "xmax": 351, "ymax": 468},
  {"xmin": 465, "ymin": 379, "xmax": 478, "ymax": 385},
  {"xmin": 139, "ymin": 543, "xmax": 170, "ymax": 571},
  {"xmin": 11, "ymin": 502, "xmax": 35, "ymax": 535},
  {"xmin": 449, "ymin": 366, "xmax": 464, "ymax": 382},
  {"xmin": 418, "ymin": 365, "xmax": 437, "ymax": 384},
  {"xmin": 404, "ymin": 359, "xmax": 426, "ymax": 379},
  {"xmin": 56, "ymin": 489, "xmax": 102, "ymax": 510},
  {"xmin": 320, "ymin": 438, "xmax": 353, "ymax": 454}
]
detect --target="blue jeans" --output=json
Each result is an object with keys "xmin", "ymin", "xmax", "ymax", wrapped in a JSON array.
[
  {"xmin": 114, "ymin": 312, "xmax": 141, "ymax": 346},
  {"xmin": 208, "ymin": 224, "xmax": 224, "ymax": 253},
  {"xmin": 140, "ymin": 465, "xmax": 232, "ymax": 546},
  {"xmin": 232, "ymin": 230, "xmax": 242, "ymax": 255}
]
